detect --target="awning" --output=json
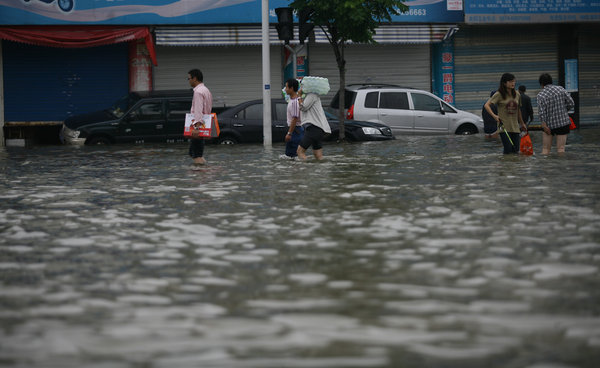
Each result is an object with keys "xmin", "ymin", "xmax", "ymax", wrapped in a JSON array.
[
  {"xmin": 0, "ymin": 26, "xmax": 157, "ymax": 65},
  {"xmin": 155, "ymin": 24, "xmax": 457, "ymax": 46}
]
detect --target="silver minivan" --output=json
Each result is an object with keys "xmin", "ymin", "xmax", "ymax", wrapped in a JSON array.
[{"xmin": 331, "ymin": 84, "xmax": 484, "ymax": 135}]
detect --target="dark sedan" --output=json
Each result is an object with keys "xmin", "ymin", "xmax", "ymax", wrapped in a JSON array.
[{"xmin": 214, "ymin": 99, "xmax": 394, "ymax": 144}]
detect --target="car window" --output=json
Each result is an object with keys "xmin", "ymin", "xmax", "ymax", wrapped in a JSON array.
[
  {"xmin": 242, "ymin": 103, "xmax": 262, "ymax": 120},
  {"xmin": 275, "ymin": 102, "xmax": 288, "ymax": 121},
  {"xmin": 365, "ymin": 92, "xmax": 378, "ymax": 108},
  {"xmin": 111, "ymin": 93, "xmax": 141, "ymax": 118},
  {"xmin": 168, "ymin": 100, "xmax": 191, "ymax": 120},
  {"xmin": 330, "ymin": 90, "xmax": 356, "ymax": 109},
  {"xmin": 129, "ymin": 102, "xmax": 163, "ymax": 121},
  {"xmin": 441, "ymin": 100, "xmax": 457, "ymax": 113},
  {"xmin": 411, "ymin": 93, "xmax": 441, "ymax": 112},
  {"xmin": 379, "ymin": 92, "xmax": 409, "ymax": 110}
]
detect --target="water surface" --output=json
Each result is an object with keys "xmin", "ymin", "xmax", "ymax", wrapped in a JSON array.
[{"xmin": 1, "ymin": 130, "xmax": 599, "ymax": 367}]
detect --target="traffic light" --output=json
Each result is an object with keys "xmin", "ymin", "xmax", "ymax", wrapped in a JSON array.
[
  {"xmin": 275, "ymin": 7, "xmax": 294, "ymax": 43},
  {"xmin": 298, "ymin": 8, "xmax": 314, "ymax": 44}
]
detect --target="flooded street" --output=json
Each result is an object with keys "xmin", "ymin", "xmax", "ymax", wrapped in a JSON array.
[{"xmin": 1, "ymin": 129, "xmax": 599, "ymax": 368}]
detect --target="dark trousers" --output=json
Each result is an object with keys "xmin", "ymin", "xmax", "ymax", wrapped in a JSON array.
[
  {"xmin": 189, "ymin": 139, "xmax": 205, "ymax": 158},
  {"xmin": 500, "ymin": 131, "xmax": 521, "ymax": 154},
  {"xmin": 285, "ymin": 126, "xmax": 304, "ymax": 157}
]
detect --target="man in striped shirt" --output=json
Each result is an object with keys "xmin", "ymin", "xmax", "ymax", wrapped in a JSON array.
[
  {"xmin": 537, "ymin": 73, "xmax": 574, "ymax": 154},
  {"xmin": 283, "ymin": 79, "xmax": 303, "ymax": 159}
]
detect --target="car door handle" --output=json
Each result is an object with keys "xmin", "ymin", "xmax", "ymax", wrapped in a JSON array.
[
  {"xmin": 233, "ymin": 124, "xmax": 244, "ymax": 127},
  {"xmin": 274, "ymin": 125, "xmax": 286, "ymax": 128},
  {"xmin": 380, "ymin": 113, "xmax": 388, "ymax": 116},
  {"xmin": 156, "ymin": 124, "xmax": 163, "ymax": 129}
]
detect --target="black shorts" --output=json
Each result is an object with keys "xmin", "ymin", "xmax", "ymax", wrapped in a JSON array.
[
  {"xmin": 550, "ymin": 125, "xmax": 570, "ymax": 136},
  {"xmin": 299, "ymin": 125, "xmax": 326, "ymax": 150}
]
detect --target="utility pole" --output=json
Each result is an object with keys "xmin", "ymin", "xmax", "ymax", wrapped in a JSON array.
[{"xmin": 261, "ymin": 0, "xmax": 272, "ymax": 147}]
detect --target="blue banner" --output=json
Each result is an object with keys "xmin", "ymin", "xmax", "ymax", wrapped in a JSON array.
[
  {"xmin": 0, "ymin": 0, "xmax": 463, "ymax": 26},
  {"xmin": 465, "ymin": 0, "xmax": 600, "ymax": 23}
]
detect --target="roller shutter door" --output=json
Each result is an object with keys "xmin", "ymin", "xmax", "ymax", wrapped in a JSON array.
[
  {"xmin": 153, "ymin": 45, "xmax": 283, "ymax": 109},
  {"xmin": 309, "ymin": 43, "xmax": 431, "ymax": 105},
  {"xmin": 2, "ymin": 41, "xmax": 128, "ymax": 122},
  {"xmin": 578, "ymin": 24, "xmax": 600, "ymax": 127},
  {"xmin": 454, "ymin": 25, "xmax": 559, "ymax": 117}
]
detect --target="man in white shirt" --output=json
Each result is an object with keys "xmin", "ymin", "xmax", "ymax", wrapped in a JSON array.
[{"xmin": 283, "ymin": 79, "xmax": 303, "ymax": 159}]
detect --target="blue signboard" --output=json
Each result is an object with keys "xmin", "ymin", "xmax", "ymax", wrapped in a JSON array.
[
  {"xmin": 465, "ymin": 0, "xmax": 600, "ymax": 23},
  {"xmin": 432, "ymin": 40, "xmax": 455, "ymax": 105},
  {"xmin": 391, "ymin": 0, "xmax": 464, "ymax": 23},
  {"xmin": 0, "ymin": 0, "xmax": 463, "ymax": 25}
]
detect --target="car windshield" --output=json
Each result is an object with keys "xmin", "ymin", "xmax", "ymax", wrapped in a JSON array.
[{"xmin": 109, "ymin": 94, "xmax": 141, "ymax": 118}]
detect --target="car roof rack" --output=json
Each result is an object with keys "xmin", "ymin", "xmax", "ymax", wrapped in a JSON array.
[{"xmin": 345, "ymin": 83, "xmax": 415, "ymax": 90}]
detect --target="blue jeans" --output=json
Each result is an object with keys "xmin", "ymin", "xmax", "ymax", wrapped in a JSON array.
[{"xmin": 285, "ymin": 126, "xmax": 304, "ymax": 157}]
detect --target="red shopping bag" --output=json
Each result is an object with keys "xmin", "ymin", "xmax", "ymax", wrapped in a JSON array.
[
  {"xmin": 569, "ymin": 117, "xmax": 576, "ymax": 130},
  {"xmin": 520, "ymin": 131, "xmax": 533, "ymax": 155}
]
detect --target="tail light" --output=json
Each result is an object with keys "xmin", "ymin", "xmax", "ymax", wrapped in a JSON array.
[{"xmin": 346, "ymin": 104, "xmax": 354, "ymax": 120}]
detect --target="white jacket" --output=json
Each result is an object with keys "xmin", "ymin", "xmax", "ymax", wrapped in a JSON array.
[{"xmin": 299, "ymin": 93, "xmax": 331, "ymax": 134}]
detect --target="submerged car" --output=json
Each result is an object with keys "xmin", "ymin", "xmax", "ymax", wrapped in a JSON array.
[
  {"xmin": 215, "ymin": 98, "xmax": 394, "ymax": 144},
  {"xmin": 331, "ymin": 84, "xmax": 484, "ymax": 135},
  {"xmin": 61, "ymin": 90, "xmax": 198, "ymax": 145}
]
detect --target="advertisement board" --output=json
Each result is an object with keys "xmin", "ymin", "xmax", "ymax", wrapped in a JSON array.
[
  {"xmin": 0, "ymin": 0, "xmax": 463, "ymax": 25},
  {"xmin": 465, "ymin": 0, "xmax": 600, "ymax": 23}
]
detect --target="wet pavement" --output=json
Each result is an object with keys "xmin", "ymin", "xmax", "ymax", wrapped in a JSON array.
[{"xmin": 1, "ymin": 128, "xmax": 599, "ymax": 368}]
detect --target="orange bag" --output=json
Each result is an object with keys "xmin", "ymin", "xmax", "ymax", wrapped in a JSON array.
[
  {"xmin": 520, "ymin": 131, "xmax": 533, "ymax": 155},
  {"xmin": 569, "ymin": 117, "xmax": 576, "ymax": 130},
  {"xmin": 184, "ymin": 113, "xmax": 220, "ymax": 139}
]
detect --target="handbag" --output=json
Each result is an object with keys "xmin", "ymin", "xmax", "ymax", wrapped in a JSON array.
[
  {"xmin": 520, "ymin": 130, "xmax": 534, "ymax": 155},
  {"xmin": 184, "ymin": 113, "xmax": 220, "ymax": 139}
]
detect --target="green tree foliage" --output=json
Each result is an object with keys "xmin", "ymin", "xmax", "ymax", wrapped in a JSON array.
[{"xmin": 289, "ymin": 0, "xmax": 409, "ymax": 140}]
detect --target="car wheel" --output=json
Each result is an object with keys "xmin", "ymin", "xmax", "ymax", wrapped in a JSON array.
[
  {"xmin": 87, "ymin": 136, "xmax": 111, "ymax": 145},
  {"xmin": 218, "ymin": 135, "xmax": 238, "ymax": 145},
  {"xmin": 455, "ymin": 124, "xmax": 478, "ymax": 135}
]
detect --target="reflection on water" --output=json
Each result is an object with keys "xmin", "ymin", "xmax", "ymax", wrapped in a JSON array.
[{"xmin": 1, "ymin": 129, "xmax": 599, "ymax": 367}]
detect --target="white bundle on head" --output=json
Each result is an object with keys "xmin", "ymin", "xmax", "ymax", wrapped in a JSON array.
[{"xmin": 300, "ymin": 76, "xmax": 330, "ymax": 95}]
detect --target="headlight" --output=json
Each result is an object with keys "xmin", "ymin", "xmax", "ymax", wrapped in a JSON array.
[
  {"xmin": 63, "ymin": 126, "xmax": 80, "ymax": 139},
  {"xmin": 361, "ymin": 127, "xmax": 382, "ymax": 135}
]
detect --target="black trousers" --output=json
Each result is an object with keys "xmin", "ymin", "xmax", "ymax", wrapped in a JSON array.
[{"xmin": 189, "ymin": 139, "xmax": 205, "ymax": 158}]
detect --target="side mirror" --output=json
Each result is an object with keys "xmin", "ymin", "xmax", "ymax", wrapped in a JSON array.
[{"xmin": 439, "ymin": 105, "xmax": 446, "ymax": 115}]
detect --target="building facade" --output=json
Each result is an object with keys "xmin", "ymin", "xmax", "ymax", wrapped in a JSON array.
[{"xmin": 0, "ymin": 0, "xmax": 598, "ymax": 145}]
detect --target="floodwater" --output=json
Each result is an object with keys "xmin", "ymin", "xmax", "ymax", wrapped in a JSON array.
[{"xmin": 1, "ymin": 129, "xmax": 599, "ymax": 368}]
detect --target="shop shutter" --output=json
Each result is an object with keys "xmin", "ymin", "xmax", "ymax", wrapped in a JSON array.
[
  {"xmin": 309, "ymin": 43, "xmax": 431, "ymax": 106},
  {"xmin": 153, "ymin": 45, "xmax": 283, "ymax": 109},
  {"xmin": 2, "ymin": 41, "xmax": 128, "ymax": 122},
  {"xmin": 578, "ymin": 24, "xmax": 600, "ymax": 127},
  {"xmin": 453, "ymin": 25, "xmax": 559, "ymax": 117}
]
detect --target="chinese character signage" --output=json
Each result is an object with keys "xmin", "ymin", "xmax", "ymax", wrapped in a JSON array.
[
  {"xmin": 465, "ymin": 0, "xmax": 600, "ymax": 23},
  {"xmin": 433, "ymin": 40, "xmax": 455, "ymax": 105}
]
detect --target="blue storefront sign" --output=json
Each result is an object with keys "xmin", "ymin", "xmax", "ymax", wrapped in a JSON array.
[
  {"xmin": 465, "ymin": 0, "xmax": 600, "ymax": 23},
  {"xmin": 0, "ymin": 0, "xmax": 463, "ymax": 25},
  {"xmin": 432, "ymin": 40, "xmax": 455, "ymax": 105}
]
